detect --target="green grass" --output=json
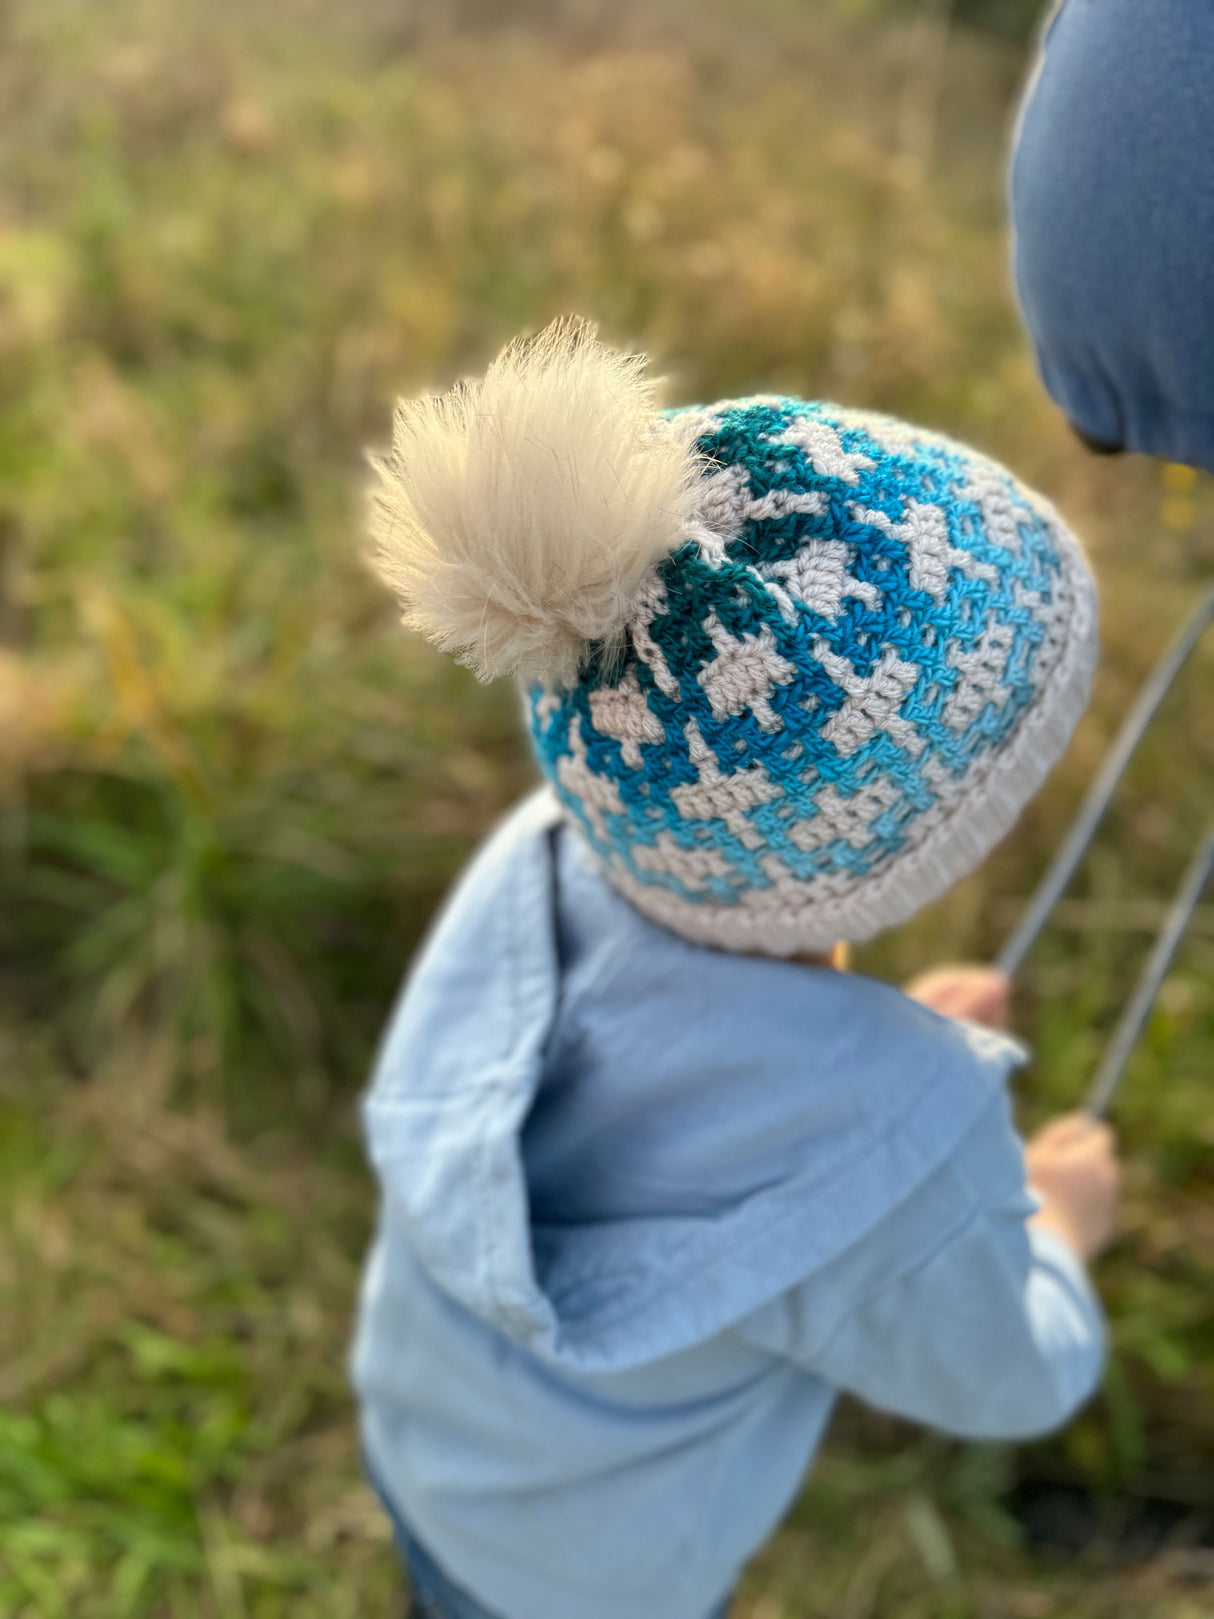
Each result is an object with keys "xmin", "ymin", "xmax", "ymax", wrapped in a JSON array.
[{"xmin": 1, "ymin": 0, "xmax": 1212, "ymax": 1613}]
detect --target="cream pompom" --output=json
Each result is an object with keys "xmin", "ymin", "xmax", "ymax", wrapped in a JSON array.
[{"xmin": 369, "ymin": 317, "xmax": 702, "ymax": 685}]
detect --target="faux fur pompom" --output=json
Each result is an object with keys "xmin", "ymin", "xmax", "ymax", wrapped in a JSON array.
[{"xmin": 369, "ymin": 317, "xmax": 701, "ymax": 685}]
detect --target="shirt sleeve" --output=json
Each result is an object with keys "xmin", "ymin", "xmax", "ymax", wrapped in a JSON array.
[{"xmin": 735, "ymin": 1087, "xmax": 1107, "ymax": 1441}]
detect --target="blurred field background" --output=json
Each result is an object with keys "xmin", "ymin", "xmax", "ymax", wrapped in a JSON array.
[{"xmin": 1, "ymin": 0, "xmax": 1212, "ymax": 1614}]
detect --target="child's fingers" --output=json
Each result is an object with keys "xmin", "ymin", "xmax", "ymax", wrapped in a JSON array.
[
  {"xmin": 1035, "ymin": 1111, "xmax": 1089, "ymax": 1139},
  {"xmin": 902, "ymin": 965, "xmax": 1011, "ymax": 1027},
  {"xmin": 1057, "ymin": 1113, "xmax": 1116, "ymax": 1147},
  {"xmin": 1028, "ymin": 1112, "xmax": 1117, "ymax": 1161}
]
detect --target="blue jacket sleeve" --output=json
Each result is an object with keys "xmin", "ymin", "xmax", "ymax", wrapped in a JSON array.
[
  {"xmin": 736, "ymin": 1087, "xmax": 1106, "ymax": 1440},
  {"xmin": 1009, "ymin": 0, "xmax": 1214, "ymax": 472}
]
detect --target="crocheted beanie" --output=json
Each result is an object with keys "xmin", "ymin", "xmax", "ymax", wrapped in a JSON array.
[{"xmin": 371, "ymin": 318, "xmax": 1097, "ymax": 955}]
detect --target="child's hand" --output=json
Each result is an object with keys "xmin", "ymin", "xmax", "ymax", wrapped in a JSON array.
[
  {"xmin": 902, "ymin": 964, "xmax": 1011, "ymax": 1029},
  {"xmin": 1025, "ymin": 1112, "xmax": 1121, "ymax": 1262}
]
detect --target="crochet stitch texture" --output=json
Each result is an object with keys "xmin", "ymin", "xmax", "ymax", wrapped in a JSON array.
[{"xmin": 528, "ymin": 397, "xmax": 1097, "ymax": 954}]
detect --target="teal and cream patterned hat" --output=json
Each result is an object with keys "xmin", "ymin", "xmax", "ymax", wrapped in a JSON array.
[{"xmin": 372, "ymin": 318, "xmax": 1097, "ymax": 955}]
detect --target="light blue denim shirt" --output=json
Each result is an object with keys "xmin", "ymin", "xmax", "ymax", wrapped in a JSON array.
[{"xmin": 353, "ymin": 790, "xmax": 1105, "ymax": 1619}]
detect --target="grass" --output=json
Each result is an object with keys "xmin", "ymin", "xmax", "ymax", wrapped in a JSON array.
[{"xmin": 0, "ymin": 0, "xmax": 1212, "ymax": 1613}]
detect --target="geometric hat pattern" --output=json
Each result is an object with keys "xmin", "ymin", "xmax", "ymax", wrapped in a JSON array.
[{"xmin": 528, "ymin": 397, "xmax": 1097, "ymax": 955}]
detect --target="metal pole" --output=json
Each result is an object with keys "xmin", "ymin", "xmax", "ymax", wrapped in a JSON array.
[
  {"xmin": 997, "ymin": 584, "xmax": 1214, "ymax": 977},
  {"xmin": 1085, "ymin": 829, "xmax": 1214, "ymax": 1117}
]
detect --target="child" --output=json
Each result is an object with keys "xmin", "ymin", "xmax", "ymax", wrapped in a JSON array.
[{"xmin": 352, "ymin": 318, "xmax": 1120, "ymax": 1619}]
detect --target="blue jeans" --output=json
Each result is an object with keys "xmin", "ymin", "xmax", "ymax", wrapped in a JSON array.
[
  {"xmin": 369, "ymin": 1467, "xmax": 732, "ymax": 1619},
  {"xmin": 394, "ymin": 1517, "xmax": 506, "ymax": 1619}
]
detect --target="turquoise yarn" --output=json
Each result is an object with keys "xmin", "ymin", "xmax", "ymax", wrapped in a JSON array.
[{"xmin": 528, "ymin": 397, "xmax": 1095, "ymax": 954}]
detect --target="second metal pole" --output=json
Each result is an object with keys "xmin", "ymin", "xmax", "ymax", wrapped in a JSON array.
[
  {"xmin": 1085, "ymin": 829, "xmax": 1214, "ymax": 1117},
  {"xmin": 997, "ymin": 584, "xmax": 1214, "ymax": 977}
]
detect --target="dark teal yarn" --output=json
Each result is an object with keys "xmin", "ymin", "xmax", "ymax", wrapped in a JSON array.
[{"xmin": 527, "ymin": 397, "xmax": 1094, "ymax": 951}]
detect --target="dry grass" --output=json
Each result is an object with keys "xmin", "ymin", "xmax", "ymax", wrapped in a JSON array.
[{"xmin": 0, "ymin": 0, "xmax": 1211, "ymax": 1613}]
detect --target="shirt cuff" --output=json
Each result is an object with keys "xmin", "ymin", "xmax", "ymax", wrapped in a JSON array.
[{"xmin": 1027, "ymin": 1222, "xmax": 1107, "ymax": 1343}]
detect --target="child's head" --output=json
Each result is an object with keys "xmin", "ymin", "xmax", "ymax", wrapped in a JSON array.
[{"xmin": 371, "ymin": 317, "xmax": 1097, "ymax": 955}]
